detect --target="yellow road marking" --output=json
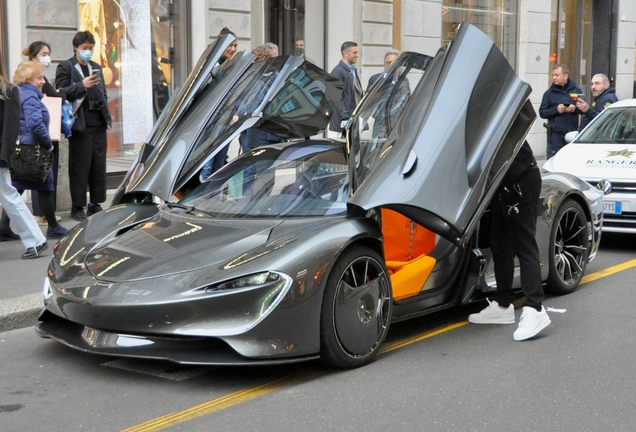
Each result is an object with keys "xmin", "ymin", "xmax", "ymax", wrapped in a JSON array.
[
  {"xmin": 379, "ymin": 321, "xmax": 468, "ymax": 354},
  {"xmin": 580, "ymin": 258, "xmax": 636, "ymax": 285},
  {"xmin": 122, "ymin": 258, "xmax": 636, "ymax": 431},
  {"xmin": 121, "ymin": 369, "xmax": 323, "ymax": 432}
]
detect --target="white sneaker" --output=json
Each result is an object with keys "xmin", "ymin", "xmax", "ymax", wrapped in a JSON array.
[
  {"xmin": 513, "ymin": 306, "xmax": 551, "ymax": 341},
  {"xmin": 468, "ymin": 299, "xmax": 515, "ymax": 324}
]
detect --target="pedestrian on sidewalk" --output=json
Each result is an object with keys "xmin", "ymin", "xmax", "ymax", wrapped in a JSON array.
[
  {"xmin": 55, "ymin": 30, "xmax": 111, "ymax": 221},
  {"xmin": 329, "ymin": 41, "xmax": 363, "ymax": 136},
  {"xmin": 0, "ymin": 61, "xmax": 68, "ymax": 240},
  {"xmin": 539, "ymin": 63, "xmax": 583, "ymax": 159},
  {"xmin": 0, "ymin": 55, "xmax": 48, "ymax": 258},
  {"xmin": 21, "ymin": 41, "xmax": 65, "ymax": 226}
]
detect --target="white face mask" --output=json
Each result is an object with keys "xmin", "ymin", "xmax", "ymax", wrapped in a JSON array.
[{"xmin": 39, "ymin": 56, "xmax": 52, "ymax": 68}]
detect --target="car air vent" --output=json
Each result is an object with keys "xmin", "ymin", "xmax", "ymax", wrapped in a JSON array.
[
  {"xmin": 586, "ymin": 181, "xmax": 636, "ymax": 193},
  {"xmin": 610, "ymin": 182, "xmax": 636, "ymax": 193}
]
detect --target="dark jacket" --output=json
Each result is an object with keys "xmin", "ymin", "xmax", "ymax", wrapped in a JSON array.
[
  {"xmin": 0, "ymin": 84, "xmax": 21, "ymax": 168},
  {"xmin": 329, "ymin": 60, "xmax": 363, "ymax": 133},
  {"xmin": 539, "ymin": 78, "xmax": 583, "ymax": 135},
  {"xmin": 55, "ymin": 57, "xmax": 111, "ymax": 132},
  {"xmin": 13, "ymin": 83, "xmax": 54, "ymax": 191},
  {"xmin": 578, "ymin": 87, "xmax": 618, "ymax": 131},
  {"xmin": 502, "ymin": 141, "xmax": 537, "ymax": 186},
  {"xmin": 43, "ymin": 75, "xmax": 65, "ymax": 101},
  {"xmin": 367, "ymin": 72, "xmax": 381, "ymax": 91}
]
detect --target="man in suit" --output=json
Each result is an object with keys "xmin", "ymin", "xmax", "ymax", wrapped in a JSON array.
[
  {"xmin": 329, "ymin": 41, "xmax": 363, "ymax": 136},
  {"xmin": 55, "ymin": 30, "xmax": 111, "ymax": 221},
  {"xmin": 367, "ymin": 49, "xmax": 400, "ymax": 91}
]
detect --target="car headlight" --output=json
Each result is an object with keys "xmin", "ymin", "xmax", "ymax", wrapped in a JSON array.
[
  {"xmin": 206, "ymin": 272, "xmax": 281, "ymax": 292},
  {"xmin": 42, "ymin": 277, "xmax": 52, "ymax": 301}
]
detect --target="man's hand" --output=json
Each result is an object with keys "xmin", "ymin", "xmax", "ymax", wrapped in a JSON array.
[
  {"xmin": 576, "ymin": 99, "xmax": 589, "ymax": 113},
  {"xmin": 82, "ymin": 74, "xmax": 100, "ymax": 89},
  {"xmin": 557, "ymin": 104, "xmax": 575, "ymax": 113}
]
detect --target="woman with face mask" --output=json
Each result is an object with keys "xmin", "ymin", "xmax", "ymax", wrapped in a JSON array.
[{"xmin": 22, "ymin": 42, "xmax": 67, "ymax": 103}]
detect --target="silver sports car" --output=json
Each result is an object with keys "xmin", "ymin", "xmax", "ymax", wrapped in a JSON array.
[{"xmin": 36, "ymin": 24, "xmax": 603, "ymax": 368}]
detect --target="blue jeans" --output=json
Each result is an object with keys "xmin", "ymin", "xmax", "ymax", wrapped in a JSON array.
[
  {"xmin": 0, "ymin": 167, "xmax": 46, "ymax": 249},
  {"xmin": 201, "ymin": 145, "xmax": 229, "ymax": 180}
]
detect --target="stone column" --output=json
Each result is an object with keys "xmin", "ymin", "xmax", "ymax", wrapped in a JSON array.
[{"xmin": 56, "ymin": 137, "xmax": 72, "ymax": 212}]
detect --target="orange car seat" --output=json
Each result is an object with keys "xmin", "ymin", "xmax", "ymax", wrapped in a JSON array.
[{"xmin": 381, "ymin": 208, "xmax": 437, "ymax": 300}]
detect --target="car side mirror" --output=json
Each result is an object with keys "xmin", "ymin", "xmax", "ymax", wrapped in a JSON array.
[{"xmin": 565, "ymin": 131, "xmax": 578, "ymax": 143}]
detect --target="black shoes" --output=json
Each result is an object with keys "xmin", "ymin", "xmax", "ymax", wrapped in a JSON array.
[
  {"xmin": 0, "ymin": 228, "xmax": 20, "ymax": 242},
  {"xmin": 47, "ymin": 224, "xmax": 69, "ymax": 239},
  {"xmin": 70, "ymin": 207, "xmax": 87, "ymax": 221},
  {"xmin": 22, "ymin": 242, "xmax": 48, "ymax": 259},
  {"xmin": 87, "ymin": 203, "xmax": 103, "ymax": 216}
]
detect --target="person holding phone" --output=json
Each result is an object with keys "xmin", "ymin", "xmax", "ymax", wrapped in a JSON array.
[
  {"xmin": 539, "ymin": 64, "xmax": 583, "ymax": 159},
  {"xmin": 55, "ymin": 30, "xmax": 111, "ymax": 221},
  {"xmin": 577, "ymin": 73, "xmax": 618, "ymax": 131}
]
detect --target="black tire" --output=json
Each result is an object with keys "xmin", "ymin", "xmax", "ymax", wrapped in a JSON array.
[
  {"xmin": 546, "ymin": 199, "xmax": 589, "ymax": 295},
  {"xmin": 320, "ymin": 245, "xmax": 392, "ymax": 368}
]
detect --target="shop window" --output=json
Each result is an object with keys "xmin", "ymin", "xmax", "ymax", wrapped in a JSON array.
[
  {"xmin": 442, "ymin": 0, "xmax": 518, "ymax": 67},
  {"xmin": 548, "ymin": 0, "xmax": 592, "ymax": 95},
  {"xmin": 265, "ymin": 0, "xmax": 306, "ymax": 57},
  {"xmin": 78, "ymin": 0, "xmax": 188, "ymax": 166}
]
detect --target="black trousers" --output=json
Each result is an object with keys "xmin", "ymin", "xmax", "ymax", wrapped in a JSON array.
[
  {"xmin": 32, "ymin": 140, "xmax": 59, "ymax": 216},
  {"xmin": 68, "ymin": 127, "xmax": 107, "ymax": 207},
  {"xmin": 491, "ymin": 166, "xmax": 544, "ymax": 311}
]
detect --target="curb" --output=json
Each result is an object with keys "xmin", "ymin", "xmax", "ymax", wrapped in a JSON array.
[{"xmin": 0, "ymin": 293, "xmax": 42, "ymax": 332}]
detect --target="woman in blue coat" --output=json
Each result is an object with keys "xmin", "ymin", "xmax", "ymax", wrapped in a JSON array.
[{"xmin": 0, "ymin": 61, "xmax": 67, "ymax": 238}]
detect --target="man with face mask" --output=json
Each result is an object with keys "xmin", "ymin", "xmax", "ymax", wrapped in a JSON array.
[{"xmin": 55, "ymin": 30, "xmax": 112, "ymax": 221}]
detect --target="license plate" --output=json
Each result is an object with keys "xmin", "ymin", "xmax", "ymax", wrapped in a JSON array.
[{"xmin": 603, "ymin": 201, "xmax": 622, "ymax": 214}]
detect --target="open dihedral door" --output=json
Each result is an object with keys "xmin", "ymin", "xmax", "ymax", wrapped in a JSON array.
[
  {"xmin": 347, "ymin": 23, "xmax": 536, "ymax": 248},
  {"xmin": 114, "ymin": 39, "xmax": 343, "ymax": 204}
]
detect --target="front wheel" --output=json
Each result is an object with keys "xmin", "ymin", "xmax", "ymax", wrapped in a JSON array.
[
  {"xmin": 320, "ymin": 245, "xmax": 392, "ymax": 368},
  {"xmin": 546, "ymin": 199, "xmax": 589, "ymax": 294}
]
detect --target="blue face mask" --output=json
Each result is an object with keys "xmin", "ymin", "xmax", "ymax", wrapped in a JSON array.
[{"xmin": 78, "ymin": 50, "xmax": 93, "ymax": 62}]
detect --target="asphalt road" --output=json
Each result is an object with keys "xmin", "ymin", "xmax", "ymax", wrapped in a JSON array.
[{"xmin": 1, "ymin": 233, "xmax": 635, "ymax": 432}]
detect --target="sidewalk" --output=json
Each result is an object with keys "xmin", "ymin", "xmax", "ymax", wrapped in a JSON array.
[{"xmin": 0, "ymin": 191, "xmax": 116, "ymax": 332}]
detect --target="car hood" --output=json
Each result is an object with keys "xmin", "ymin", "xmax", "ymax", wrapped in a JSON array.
[
  {"xmin": 116, "ymin": 37, "xmax": 343, "ymax": 203},
  {"xmin": 347, "ymin": 23, "xmax": 536, "ymax": 245},
  {"xmin": 84, "ymin": 209, "xmax": 283, "ymax": 283},
  {"xmin": 544, "ymin": 143, "xmax": 636, "ymax": 181}
]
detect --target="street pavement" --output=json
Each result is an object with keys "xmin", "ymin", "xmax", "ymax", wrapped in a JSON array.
[{"xmin": 0, "ymin": 209, "xmax": 82, "ymax": 332}]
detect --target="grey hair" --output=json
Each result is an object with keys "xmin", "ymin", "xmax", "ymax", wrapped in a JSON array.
[
  {"xmin": 384, "ymin": 49, "xmax": 400, "ymax": 62},
  {"xmin": 264, "ymin": 42, "xmax": 278, "ymax": 52},
  {"xmin": 593, "ymin": 73, "xmax": 610, "ymax": 85}
]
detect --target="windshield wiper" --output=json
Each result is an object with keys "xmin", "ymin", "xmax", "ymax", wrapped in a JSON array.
[{"xmin": 165, "ymin": 203, "xmax": 196, "ymax": 214}]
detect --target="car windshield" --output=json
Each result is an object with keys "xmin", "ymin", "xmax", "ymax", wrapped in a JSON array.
[
  {"xmin": 577, "ymin": 106, "xmax": 636, "ymax": 143},
  {"xmin": 179, "ymin": 142, "xmax": 349, "ymax": 218}
]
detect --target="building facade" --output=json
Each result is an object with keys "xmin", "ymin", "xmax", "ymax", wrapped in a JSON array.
[{"xmin": 2, "ymin": 0, "xmax": 635, "ymax": 181}]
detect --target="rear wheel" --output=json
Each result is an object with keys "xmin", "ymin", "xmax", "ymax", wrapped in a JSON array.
[
  {"xmin": 546, "ymin": 199, "xmax": 589, "ymax": 294},
  {"xmin": 320, "ymin": 246, "xmax": 392, "ymax": 368}
]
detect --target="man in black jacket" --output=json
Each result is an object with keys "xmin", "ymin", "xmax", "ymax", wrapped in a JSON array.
[
  {"xmin": 539, "ymin": 64, "xmax": 582, "ymax": 159},
  {"xmin": 577, "ymin": 73, "xmax": 618, "ymax": 131},
  {"xmin": 55, "ymin": 31, "xmax": 112, "ymax": 221},
  {"xmin": 468, "ymin": 142, "xmax": 551, "ymax": 341},
  {"xmin": 329, "ymin": 41, "xmax": 363, "ymax": 135}
]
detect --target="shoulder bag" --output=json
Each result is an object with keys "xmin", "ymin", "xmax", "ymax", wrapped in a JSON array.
[{"xmin": 9, "ymin": 135, "xmax": 54, "ymax": 183}]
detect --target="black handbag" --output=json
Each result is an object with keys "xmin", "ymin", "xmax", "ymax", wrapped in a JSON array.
[{"xmin": 9, "ymin": 136, "xmax": 54, "ymax": 183}]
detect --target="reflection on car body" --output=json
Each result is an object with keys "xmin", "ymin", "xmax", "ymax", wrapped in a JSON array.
[{"xmin": 36, "ymin": 24, "xmax": 603, "ymax": 369}]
